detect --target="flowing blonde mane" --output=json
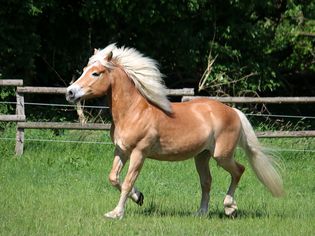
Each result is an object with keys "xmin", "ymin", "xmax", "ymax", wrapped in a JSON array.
[{"xmin": 88, "ymin": 43, "xmax": 172, "ymax": 113}]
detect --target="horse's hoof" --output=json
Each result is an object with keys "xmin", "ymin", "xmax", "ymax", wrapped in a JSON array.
[
  {"xmin": 223, "ymin": 195, "xmax": 237, "ymax": 218},
  {"xmin": 104, "ymin": 210, "xmax": 124, "ymax": 220},
  {"xmin": 224, "ymin": 207, "xmax": 237, "ymax": 218},
  {"xmin": 136, "ymin": 192, "xmax": 144, "ymax": 206}
]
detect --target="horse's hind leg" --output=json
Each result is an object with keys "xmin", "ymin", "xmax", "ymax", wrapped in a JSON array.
[
  {"xmin": 214, "ymin": 147, "xmax": 245, "ymax": 217},
  {"xmin": 194, "ymin": 151, "xmax": 211, "ymax": 216}
]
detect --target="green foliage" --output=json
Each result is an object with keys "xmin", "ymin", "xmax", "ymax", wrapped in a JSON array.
[
  {"xmin": 0, "ymin": 1, "xmax": 41, "ymax": 84},
  {"xmin": 201, "ymin": 0, "xmax": 315, "ymax": 96},
  {"xmin": 0, "ymin": 0, "xmax": 314, "ymax": 104},
  {"xmin": 0, "ymin": 86, "xmax": 15, "ymax": 117}
]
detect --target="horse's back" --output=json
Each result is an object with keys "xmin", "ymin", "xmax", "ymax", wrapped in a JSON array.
[
  {"xmin": 171, "ymin": 98, "xmax": 240, "ymax": 130},
  {"xmin": 150, "ymin": 98, "xmax": 241, "ymax": 160}
]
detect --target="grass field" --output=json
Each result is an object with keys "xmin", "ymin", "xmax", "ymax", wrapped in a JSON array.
[{"xmin": 0, "ymin": 126, "xmax": 315, "ymax": 235}]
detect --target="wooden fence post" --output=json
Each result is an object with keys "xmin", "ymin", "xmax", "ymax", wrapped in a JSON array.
[{"xmin": 15, "ymin": 92, "xmax": 25, "ymax": 156}]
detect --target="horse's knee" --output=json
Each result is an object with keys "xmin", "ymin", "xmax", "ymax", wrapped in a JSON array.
[{"xmin": 108, "ymin": 173, "xmax": 119, "ymax": 187}]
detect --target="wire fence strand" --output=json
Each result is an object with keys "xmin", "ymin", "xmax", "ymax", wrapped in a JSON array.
[
  {"xmin": 245, "ymin": 113, "xmax": 315, "ymax": 120},
  {"xmin": 0, "ymin": 101, "xmax": 109, "ymax": 109},
  {"xmin": 0, "ymin": 137, "xmax": 113, "ymax": 145},
  {"xmin": 0, "ymin": 137, "xmax": 314, "ymax": 152},
  {"xmin": 1, "ymin": 101, "xmax": 314, "ymax": 119}
]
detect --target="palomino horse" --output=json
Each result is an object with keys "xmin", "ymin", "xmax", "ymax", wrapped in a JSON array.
[{"xmin": 66, "ymin": 44, "xmax": 284, "ymax": 219}]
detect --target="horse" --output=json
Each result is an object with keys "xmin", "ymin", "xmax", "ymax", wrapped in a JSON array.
[{"xmin": 66, "ymin": 43, "xmax": 284, "ymax": 220}]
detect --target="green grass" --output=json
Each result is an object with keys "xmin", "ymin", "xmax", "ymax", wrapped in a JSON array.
[{"xmin": 0, "ymin": 127, "xmax": 315, "ymax": 235}]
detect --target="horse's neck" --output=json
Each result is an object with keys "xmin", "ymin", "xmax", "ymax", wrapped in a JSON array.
[{"xmin": 108, "ymin": 68, "xmax": 148, "ymax": 124}]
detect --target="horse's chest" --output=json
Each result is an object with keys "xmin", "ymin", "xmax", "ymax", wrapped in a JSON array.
[
  {"xmin": 113, "ymin": 128, "xmax": 142, "ymax": 152},
  {"xmin": 113, "ymin": 125, "xmax": 156, "ymax": 153}
]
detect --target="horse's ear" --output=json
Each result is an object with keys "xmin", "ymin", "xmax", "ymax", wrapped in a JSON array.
[
  {"xmin": 94, "ymin": 48, "xmax": 99, "ymax": 55},
  {"xmin": 106, "ymin": 51, "xmax": 113, "ymax": 61}
]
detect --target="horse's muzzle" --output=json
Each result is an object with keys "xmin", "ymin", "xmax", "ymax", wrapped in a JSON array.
[{"xmin": 66, "ymin": 84, "xmax": 83, "ymax": 103}]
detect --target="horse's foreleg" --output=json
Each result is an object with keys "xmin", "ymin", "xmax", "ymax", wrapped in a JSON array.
[
  {"xmin": 194, "ymin": 151, "xmax": 211, "ymax": 216},
  {"xmin": 108, "ymin": 154, "xmax": 126, "ymax": 190},
  {"xmin": 105, "ymin": 149, "xmax": 145, "ymax": 219},
  {"xmin": 108, "ymin": 150, "xmax": 144, "ymax": 205}
]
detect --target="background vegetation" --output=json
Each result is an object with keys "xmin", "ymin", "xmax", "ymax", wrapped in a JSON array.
[{"xmin": 1, "ymin": 0, "xmax": 314, "ymax": 94}]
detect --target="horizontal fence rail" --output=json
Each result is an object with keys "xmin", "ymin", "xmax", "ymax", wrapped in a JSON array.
[
  {"xmin": 165, "ymin": 88, "xmax": 194, "ymax": 96},
  {"xmin": 17, "ymin": 122, "xmax": 111, "ymax": 130},
  {"xmin": 0, "ymin": 115, "xmax": 26, "ymax": 122},
  {"xmin": 0, "ymin": 79, "xmax": 23, "ymax": 86},
  {"xmin": 256, "ymin": 130, "xmax": 315, "ymax": 138},
  {"xmin": 182, "ymin": 96, "xmax": 315, "ymax": 103},
  {"xmin": 16, "ymin": 87, "xmax": 195, "ymax": 96},
  {"xmin": 17, "ymin": 87, "xmax": 67, "ymax": 94}
]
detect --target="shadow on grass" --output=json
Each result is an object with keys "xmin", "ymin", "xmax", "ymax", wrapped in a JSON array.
[
  {"xmin": 133, "ymin": 200, "xmax": 272, "ymax": 219},
  {"xmin": 213, "ymin": 209, "xmax": 269, "ymax": 219},
  {"xmin": 135, "ymin": 200, "xmax": 192, "ymax": 217}
]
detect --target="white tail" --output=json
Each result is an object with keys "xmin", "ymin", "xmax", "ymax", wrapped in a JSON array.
[{"xmin": 233, "ymin": 108, "xmax": 284, "ymax": 197}]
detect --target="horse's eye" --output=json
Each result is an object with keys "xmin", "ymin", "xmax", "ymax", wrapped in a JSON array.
[{"xmin": 92, "ymin": 72, "xmax": 101, "ymax": 77}]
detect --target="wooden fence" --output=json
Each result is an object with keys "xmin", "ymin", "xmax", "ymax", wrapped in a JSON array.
[
  {"xmin": 1, "ymin": 79, "xmax": 314, "ymax": 156},
  {"xmin": 0, "ymin": 80, "xmax": 194, "ymax": 155}
]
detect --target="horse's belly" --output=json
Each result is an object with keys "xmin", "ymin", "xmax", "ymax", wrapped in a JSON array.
[
  {"xmin": 148, "ymin": 154, "xmax": 192, "ymax": 161},
  {"xmin": 148, "ymin": 130, "xmax": 214, "ymax": 161},
  {"xmin": 148, "ymin": 152, "xmax": 200, "ymax": 161}
]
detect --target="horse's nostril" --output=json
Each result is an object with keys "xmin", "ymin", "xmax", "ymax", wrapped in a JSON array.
[
  {"xmin": 68, "ymin": 89, "xmax": 74, "ymax": 97},
  {"xmin": 66, "ymin": 87, "xmax": 77, "ymax": 102},
  {"xmin": 67, "ymin": 88, "xmax": 77, "ymax": 99},
  {"xmin": 66, "ymin": 85, "xmax": 82, "ymax": 103}
]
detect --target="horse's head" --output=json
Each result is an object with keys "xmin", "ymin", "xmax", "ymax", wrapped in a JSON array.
[{"xmin": 66, "ymin": 50, "xmax": 113, "ymax": 103}]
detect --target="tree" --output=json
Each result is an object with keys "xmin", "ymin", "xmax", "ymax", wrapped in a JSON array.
[
  {"xmin": 0, "ymin": 0, "xmax": 314, "ymax": 98},
  {"xmin": 0, "ymin": 1, "xmax": 40, "ymax": 84}
]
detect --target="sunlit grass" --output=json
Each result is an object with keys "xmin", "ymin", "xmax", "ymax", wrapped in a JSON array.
[{"xmin": 0, "ymin": 127, "xmax": 314, "ymax": 235}]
